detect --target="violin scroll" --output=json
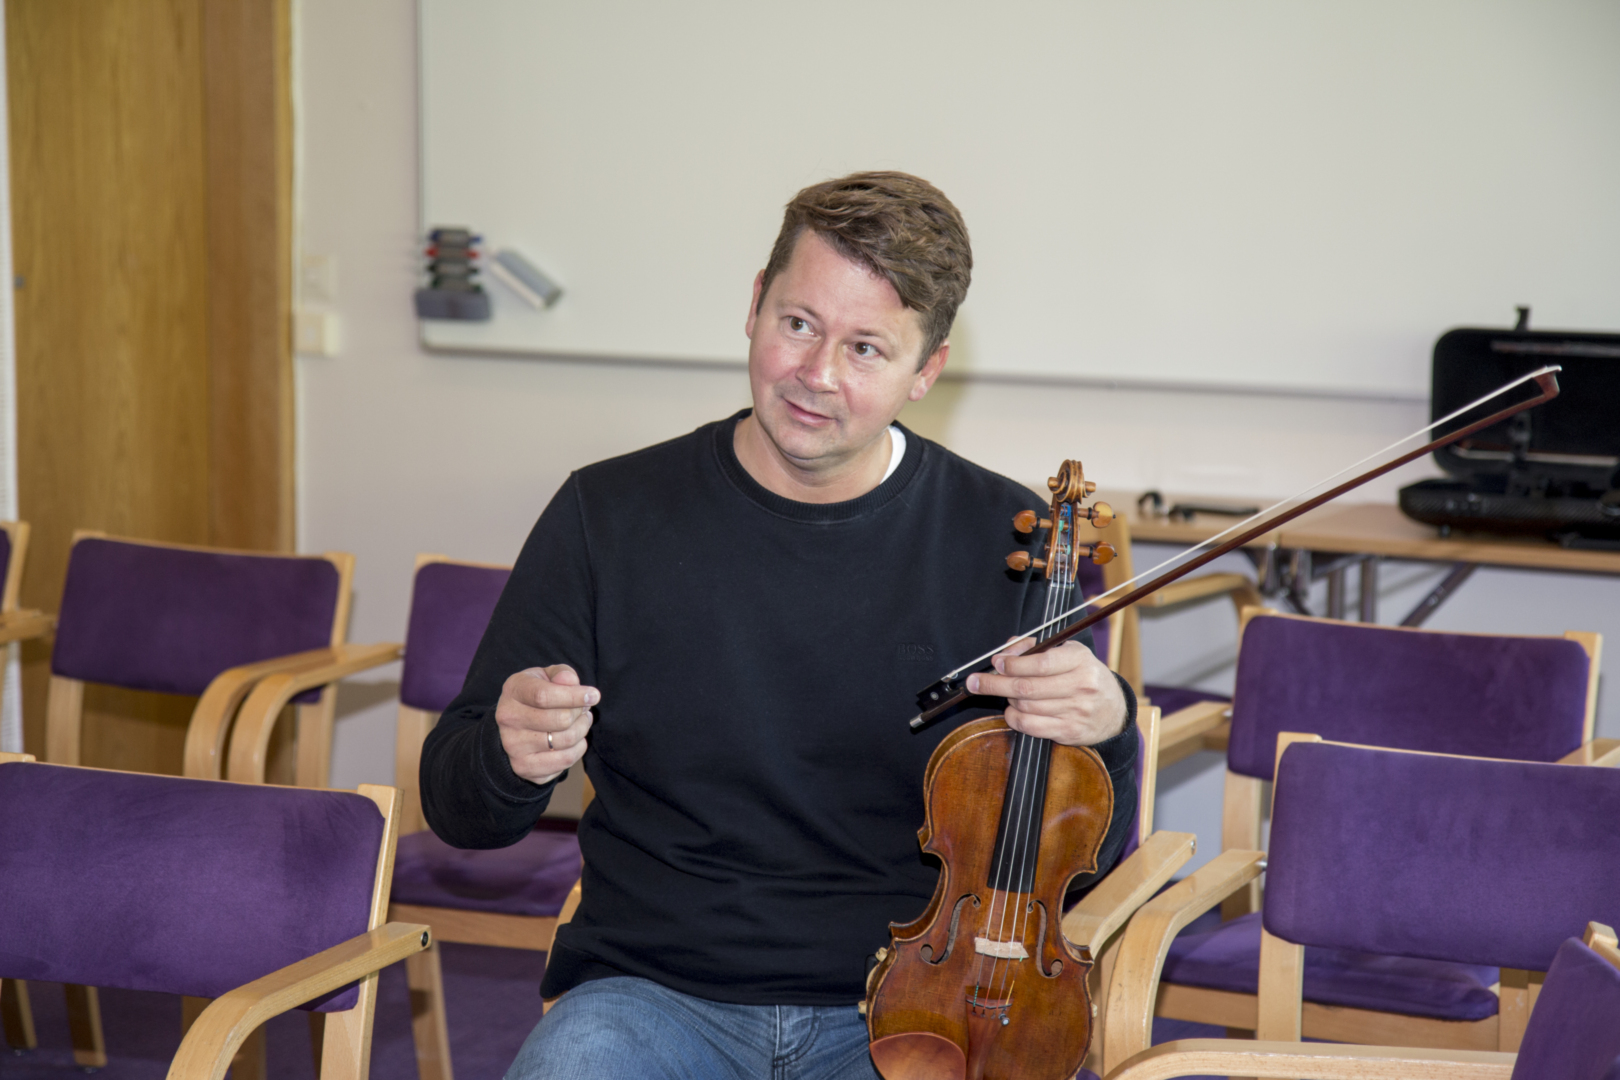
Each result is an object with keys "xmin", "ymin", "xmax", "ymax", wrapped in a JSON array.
[{"xmin": 1008, "ymin": 462, "xmax": 1115, "ymax": 578}]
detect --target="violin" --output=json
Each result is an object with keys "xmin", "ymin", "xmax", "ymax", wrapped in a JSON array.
[
  {"xmin": 863, "ymin": 366, "xmax": 1563, "ymax": 1080},
  {"xmin": 864, "ymin": 462, "xmax": 1119, "ymax": 1080}
]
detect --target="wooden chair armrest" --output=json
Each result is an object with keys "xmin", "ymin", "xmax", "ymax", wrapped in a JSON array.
[
  {"xmin": 1558, "ymin": 737, "xmax": 1620, "ymax": 768},
  {"xmin": 167, "ymin": 922, "xmax": 429, "ymax": 1080},
  {"xmin": 183, "ymin": 647, "xmax": 358, "ymax": 779},
  {"xmin": 1155, "ymin": 700, "xmax": 1230, "ymax": 769},
  {"xmin": 1107, "ymin": 1038, "xmax": 1516, "ymax": 1080},
  {"xmin": 1063, "ymin": 831, "xmax": 1197, "ymax": 955},
  {"xmin": 1101, "ymin": 848, "xmax": 1267, "ymax": 1074},
  {"xmin": 0, "ymin": 608, "xmax": 53, "ymax": 646},
  {"xmin": 225, "ymin": 642, "xmax": 404, "ymax": 784},
  {"xmin": 1136, "ymin": 572, "xmax": 1255, "ymax": 610}
]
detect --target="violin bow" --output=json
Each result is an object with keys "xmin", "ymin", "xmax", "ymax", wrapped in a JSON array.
[{"xmin": 910, "ymin": 365, "xmax": 1563, "ymax": 730}]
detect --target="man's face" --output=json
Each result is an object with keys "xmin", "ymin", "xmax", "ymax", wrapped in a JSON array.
[{"xmin": 744, "ymin": 231, "xmax": 947, "ymax": 476}]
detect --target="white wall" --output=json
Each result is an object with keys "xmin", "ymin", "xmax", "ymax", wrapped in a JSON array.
[{"xmin": 297, "ymin": 0, "xmax": 1617, "ymax": 852}]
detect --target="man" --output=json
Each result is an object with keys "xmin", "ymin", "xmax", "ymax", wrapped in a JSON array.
[{"xmin": 421, "ymin": 172, "xmax": 1138, "ymax": 1080}]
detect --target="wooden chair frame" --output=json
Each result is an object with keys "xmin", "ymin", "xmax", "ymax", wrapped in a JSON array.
[
  {"xmin": 0, "ymin": 521, "xmax": 53, "ymax": 647},
  {"xmin": 1103, "ymin": 733, "xmax": 1620, "ymax": 1073},
  {"xmin": 384, "ymin": 553, "xmax": 561, "ymax": 1080},
  {"xmin": 1109, "ymin": 908, "xmax": 1619, "ymax": 1080},
  {"xmin": 0, "ymin": 751, "xmax": 429, "ymax": 1079}
]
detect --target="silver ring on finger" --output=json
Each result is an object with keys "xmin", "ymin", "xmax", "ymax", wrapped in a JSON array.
[{"xmin": 547, "ymin": 732, "xmax": 554, "ymax": 750}]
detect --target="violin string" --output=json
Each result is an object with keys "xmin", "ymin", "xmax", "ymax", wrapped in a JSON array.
[
  {"xmin": 979, "ymin": 704, "xmax": 1035, "ymax": 997},
  {"xmin": 940, "ymin": 364, "xmax": 1561, "ymax": 682},
  {"xmin": 978, "ymin": 575, "xmax": 1044, "ymax": 997},
  {"xmin": 981, "ymin": 517, "xmax": 1065, "ymax": 999},
  {"xmin": 996, "ymin": 507, "xmax": 1072, "ymax": 999}
]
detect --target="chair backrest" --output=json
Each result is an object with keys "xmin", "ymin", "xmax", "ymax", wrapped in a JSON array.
[
  {"xmin": 1264, "ymin": 739, "xmax": 1620, "ymax": 975},
  {"xmin": 1227, "ymin": 612, "xmax": 1597, "ymax": 783},
  {"xmin": 395, "ymin": 555, "xmax": 512, "ymax": 832},
  {"xmin": 1072, "ymin": 554, "xmax": 1117, "ymax": 675},
  {"xmin": 52, "ymin": 534, "xmax": 349, "ymax": 698},
  {"xmin": 400, "ymin": 557, "xmax": 512, "ymax": 713},
  {"xmin": 1118, "ymin": 705, "xmax": 1160, "ymax": 862},
  {"xmin": 0, "ymin": 520, "xmax": 23, "ymax": 612},
  {"xmin": 1511, "ymin": 933, "xmax": 1620, "ymax": 1080},
  {"xmin": 0, "ymin": 757, "xmax": 394, "ymax": 1011}
]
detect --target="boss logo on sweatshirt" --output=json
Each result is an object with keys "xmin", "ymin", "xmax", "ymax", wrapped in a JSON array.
[{"xmin": 896, "ymin": 643, "xmax": 936, "ymax": 662}]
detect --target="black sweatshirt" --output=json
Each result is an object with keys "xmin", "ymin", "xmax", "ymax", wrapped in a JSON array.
[{"xmin": 420, "ymin": 412, "xmax": 1137, "ymax": 1005}]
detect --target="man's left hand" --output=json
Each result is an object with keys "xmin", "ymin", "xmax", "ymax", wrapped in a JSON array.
[{"xmin": 966, "ymin": 638, "xmax": 1128, "ymax": 747}]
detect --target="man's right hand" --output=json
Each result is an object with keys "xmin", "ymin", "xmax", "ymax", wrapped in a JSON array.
[{"xmin": 496, "ymin": 665, "xmax": 597, "ymax": 785}]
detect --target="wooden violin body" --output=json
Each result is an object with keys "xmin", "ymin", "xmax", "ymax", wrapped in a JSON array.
[{"xmin": 865, "ymin": 716, "xmax": 1114, "ymax": 1080}]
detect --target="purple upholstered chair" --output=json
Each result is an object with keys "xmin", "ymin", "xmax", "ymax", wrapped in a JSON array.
[
  {"xmin": 1104, "ymin": 738, "xmax": 1620, "ymax": 1077},
  {"xmin": 48, "ymin": 532, "xmax": 399, "ymax": 786},
  {"xmin": 382, "ymin": 555, "xmax": 583, "ymax": 1080},
  {"xmin": 1132, "ymin": 611, "xmax": 1607, "ymax": 1053},
  {"xmin": 22, "ymin": 532, "xmax": 400, "ymax": 1067},
  {"xmin": 0, "ymin": 752, "xmax": 427, "ymax": 1078}
]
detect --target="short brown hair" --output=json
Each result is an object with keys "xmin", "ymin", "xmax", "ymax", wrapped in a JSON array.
[{"xmin": 758, "ymin": 171, "xmax": 972, "ymax": 369}]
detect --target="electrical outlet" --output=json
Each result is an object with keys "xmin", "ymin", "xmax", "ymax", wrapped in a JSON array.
[{"xmin": 295, "ymin": 310, "xmax": 341, "ymax": 357}]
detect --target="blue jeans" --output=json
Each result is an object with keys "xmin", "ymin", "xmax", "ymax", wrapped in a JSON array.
[{"xmin": 504, "ymin": 976, "xmax": 882, "ymax": 1080}]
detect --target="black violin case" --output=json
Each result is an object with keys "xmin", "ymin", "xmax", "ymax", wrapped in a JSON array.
[{"xmin": 1398, "ymin": 313, "xmax": 1620, "ymax": 548}]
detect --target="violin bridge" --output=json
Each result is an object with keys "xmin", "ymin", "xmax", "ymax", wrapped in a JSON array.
[{"xmin": 973, "ymin": 936, "xmax": 1028, "ymax": 960}]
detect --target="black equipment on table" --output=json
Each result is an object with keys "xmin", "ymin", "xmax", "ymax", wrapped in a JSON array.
[{"xmin": 1399, "ymin": 310, "xmax": 1620, "ymax": 549}]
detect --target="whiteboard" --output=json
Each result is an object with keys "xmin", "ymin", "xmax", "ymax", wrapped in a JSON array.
[{"xmin": 419, "ymin": 0, "xmax": 1620, "ymax": 398}]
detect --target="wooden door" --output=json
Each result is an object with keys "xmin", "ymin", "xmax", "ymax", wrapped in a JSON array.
[{"xmin": 7, "ymin": 0, "xmax": 292, "ymax": 772}]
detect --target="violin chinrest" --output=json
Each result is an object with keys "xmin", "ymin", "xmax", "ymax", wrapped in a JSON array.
[{"xmin": 870, "ymin": 1031, "xmax": 966, "ymax": 1080}]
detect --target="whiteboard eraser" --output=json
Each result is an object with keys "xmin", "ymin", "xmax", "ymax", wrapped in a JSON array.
[{"xmin": 491, "ymin": 249, "xmax": 564, "ymax": 309}]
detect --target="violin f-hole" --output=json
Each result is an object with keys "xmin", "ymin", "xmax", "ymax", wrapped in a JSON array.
[
  {"xmin": 921, "ymin": 894, "xmax": 978, "ymax": 966},
  {"xmin": 1028, "ymin": 899, "xmax": 1062, "ymax": 978}
]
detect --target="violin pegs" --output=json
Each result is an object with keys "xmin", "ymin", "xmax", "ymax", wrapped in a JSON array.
[
  {"xmin": 1013, "ymin": 510, "xmax": 1056, "ymax": 533},
  {"xmin": 1086, "ymin": 501, "xmax": 1115, "ymax": 529},
  {"xmin": 1087, "ymin": 542, "xmax": 1117, "ymax": 566},
  {"xmin": 1084, "ymin": 481, "xmax": 1097, "ymax": 495},
  {"xmin": 1006, "ymin": 551, "xmax": 1047, "ymax": 572}
]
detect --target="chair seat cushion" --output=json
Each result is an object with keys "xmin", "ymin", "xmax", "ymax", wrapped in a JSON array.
[
  {"xmin": 1162, "ymin": 912, "xmax": 1499, "ymax": 1021},
  {"xmin": 392, "ymin": 827, "xmax": 581, "ymax": 917}
]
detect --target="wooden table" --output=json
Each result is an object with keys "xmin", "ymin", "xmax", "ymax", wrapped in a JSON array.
[
  {"xmin": 1108, "ymin": 492, "xmax": 1620, "ymax": 625},
  {"xmin": 1280, "ymin": 503, "xmax": 1620, "ymax": 573},
  {"xmin": 1277, "ymin": 503, "xmax": 1620, "ymax": 625},
  {"xmin": 1097, "ymin": 491, "xmax": 1286, "ymax": 549}
]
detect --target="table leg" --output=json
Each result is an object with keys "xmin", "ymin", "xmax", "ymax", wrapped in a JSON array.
[
  {"xmin": 1285, "ymin": 549, "xmax": 1313, "ymax": 615},
  {"xmin": 1358, "ymin": 557, "xmax": 1379, "ymax": 623},
  {"xmin": 1400, "ymin": 563, "xmax": 1476, "ymax": 627},
  {"xmin": 1326, "ymin": 566, "xmax": 1347, "ymax": 619}
]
